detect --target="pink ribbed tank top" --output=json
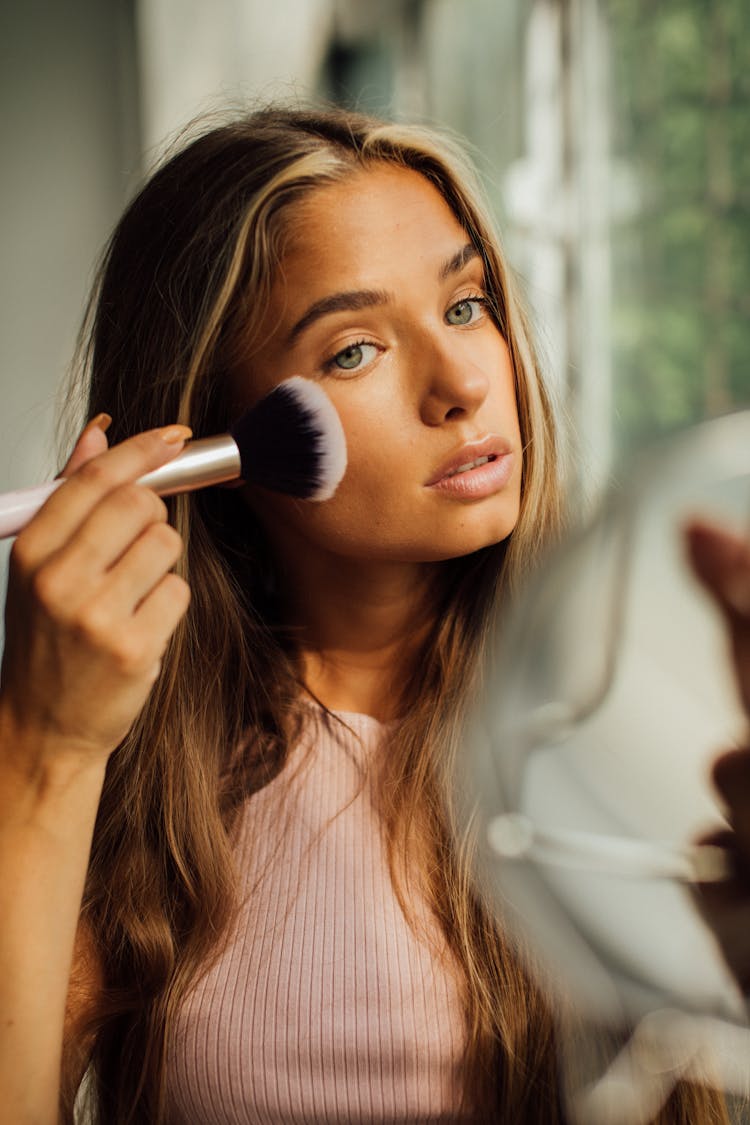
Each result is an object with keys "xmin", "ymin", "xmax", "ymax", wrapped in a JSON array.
[{"xmin": 166, "ymin": 708, "xmax": 473, "ymax": 1124}]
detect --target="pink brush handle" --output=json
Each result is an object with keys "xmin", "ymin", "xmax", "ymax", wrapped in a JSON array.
[
  {"xmin": 0, "ymin": 480, "xmax": 63, "ymax": 539},
  {"xmin": 0, "ymin": 436, "xmax": 241, "ymax": 541}
]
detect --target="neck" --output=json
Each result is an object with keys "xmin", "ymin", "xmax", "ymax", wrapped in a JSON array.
[{"xmin": 277, "ymin": 553, "xmax": 441, "ymax": 723}]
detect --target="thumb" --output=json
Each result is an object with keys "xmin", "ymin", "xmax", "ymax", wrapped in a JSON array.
[{"xmin": 58, "ymin": 413, "xmax": 112, "ymax": 478}]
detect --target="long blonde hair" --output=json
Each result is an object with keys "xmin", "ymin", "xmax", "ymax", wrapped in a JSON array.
[{"xmin": 62, "ymin": 105, "xmax": 725, "ymax": 1124}]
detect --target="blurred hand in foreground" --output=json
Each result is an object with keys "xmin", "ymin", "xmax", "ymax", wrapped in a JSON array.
[{"xmin": 687, "ymin": 519, "xmax": 750, "ymax": 989}]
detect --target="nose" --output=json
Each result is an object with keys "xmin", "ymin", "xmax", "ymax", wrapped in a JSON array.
[{"xmin": 418, "ymin": 337, "xmax": 491, "ymax": 426}]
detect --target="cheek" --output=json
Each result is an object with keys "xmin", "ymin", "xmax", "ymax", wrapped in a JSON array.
[
  {"xmin": 328, "ymin": 388, "xmax": 411, "ymax": 492},
  {"xmin": 491, "ymin": 338, "xmax": 520, "ymax": 404},
  {"xmin": 302, "ymin": 421, "xmax": 418, "ymax": 550}
]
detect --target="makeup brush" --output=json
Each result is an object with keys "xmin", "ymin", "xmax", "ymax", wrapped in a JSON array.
[{"xmin": 0, "ymin": 376, "xmax": 347, "ymax": 539}]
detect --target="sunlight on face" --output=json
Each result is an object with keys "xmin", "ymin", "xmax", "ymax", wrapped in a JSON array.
[{"xmin": 234, "ymin": 164, "xmax": 522, "ymax": 569}]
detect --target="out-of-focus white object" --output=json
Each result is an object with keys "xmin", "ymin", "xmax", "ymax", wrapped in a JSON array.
[{"xmin": 463, "ymin": 411, "xmax": 750, "ymax": 1121}]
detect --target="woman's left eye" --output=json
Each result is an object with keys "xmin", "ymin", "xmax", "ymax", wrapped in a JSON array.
[
  {"xmin": 325, "ymin": 341, "xmax": 379, "ymax": 373},
  {"xmin": 445, "ymin": 297, "xmax": 486, "ymax": 326}
]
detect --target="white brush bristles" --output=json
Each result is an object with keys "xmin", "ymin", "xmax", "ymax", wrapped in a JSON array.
[{"xmin": 283, "ymin": 376, "xmax": 348, "ymax": 501}]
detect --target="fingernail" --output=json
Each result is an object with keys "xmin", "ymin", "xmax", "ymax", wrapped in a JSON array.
[
  {"xmin": 85, "ymin": 412, "xmax": 112, "ymax": 434},
  {"xmin": 156, "ymin": 424, "xmax": 192, "ymax": 445}
]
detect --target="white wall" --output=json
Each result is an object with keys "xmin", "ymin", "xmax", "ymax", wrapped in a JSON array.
[
  {"xmin": 136, "ymin": 0, "xmax": 333, "ymax": 152},
  {"xmin": 0, "ymin": 0, "xmax": 140, "ymax": 625}
]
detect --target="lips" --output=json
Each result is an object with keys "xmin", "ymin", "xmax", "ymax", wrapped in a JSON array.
[{"xmin": 425, "ymin": 435, "xmax": 512, "ymax": 487}]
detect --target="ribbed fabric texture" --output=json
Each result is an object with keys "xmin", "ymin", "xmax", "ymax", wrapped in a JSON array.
[{"xmin": 166, "ymin": 707, "xmax": 472, "ymax": 1124}]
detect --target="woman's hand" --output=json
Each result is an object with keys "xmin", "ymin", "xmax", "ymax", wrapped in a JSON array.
[
  {"xmin": 0, "ymin": 416, "xmax": 192, "ymax": 776},
  {"xmin": 685, "ymin": 519, "xmax": 750, "ymax": 988},
  {"xmin": 0, "ymin": 415, "xmax": 193, "ymax": 1123}
]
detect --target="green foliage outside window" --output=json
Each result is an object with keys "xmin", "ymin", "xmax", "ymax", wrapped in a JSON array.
[{"xmin": 606, "ymin": 0, "xmax": 750, "ymax": 451}]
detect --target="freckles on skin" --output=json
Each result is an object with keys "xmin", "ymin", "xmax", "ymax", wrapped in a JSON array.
[{"xmin": 233, "ymin": 163, "xmax": 523, "ymax": 567}]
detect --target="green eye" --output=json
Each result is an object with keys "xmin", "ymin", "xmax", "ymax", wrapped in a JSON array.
[
  {"xmin": 327, "ymin": 341, "xmax": 378, "ymax": 374},
  {"xmin": 446, "ymin": 298, "xmax": 481, "ymax": 326},
  {"xmin": 335, "ymin": 344, "xmax": 364, "ymax": 369}
]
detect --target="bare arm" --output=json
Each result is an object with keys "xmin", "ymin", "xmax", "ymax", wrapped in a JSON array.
[{"xmin": 0, "ymin": 421, "xmax": 191, "ymax": 1123}]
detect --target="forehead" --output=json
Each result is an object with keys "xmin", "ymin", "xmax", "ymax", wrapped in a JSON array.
[{"xmin": 277, "ymin": 164, "xmax": 471, "ymax": 282}]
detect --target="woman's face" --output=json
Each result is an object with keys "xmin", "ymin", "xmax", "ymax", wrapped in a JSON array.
[{"xmin": 234, "ymin": 164, "xmax": 523, "ymax": 567}]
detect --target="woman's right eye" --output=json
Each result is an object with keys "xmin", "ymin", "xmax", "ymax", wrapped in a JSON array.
[{"xmin": 325, "ymin": 341, "xmax": 379, "ymax": 374}]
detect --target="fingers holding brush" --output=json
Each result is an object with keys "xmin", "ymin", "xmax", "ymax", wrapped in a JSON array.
[
  {"xmin": 0, "ymin": 375, "xmax": 348, "ymax": 767},
  {"xmin": 19, "ymin": 423, "xmax": 191, "ymax": 562},
  {"xmin": 0, "ymin": 423, "xmax": 192, "ymax": 766}
]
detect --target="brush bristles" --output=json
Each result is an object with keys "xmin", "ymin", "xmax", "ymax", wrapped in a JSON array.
[{"xmin": 229, "ymin": 376, "xmax": 347, "ymax": 501}]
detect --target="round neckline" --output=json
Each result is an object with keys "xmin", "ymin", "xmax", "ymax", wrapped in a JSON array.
[
  {"xmin": 330, "ymin": 708, "xmax": 388, "ymax": 728},
  {"xmin": 300, "ymin": 697, "xmax": 397, "ymax": 732}
]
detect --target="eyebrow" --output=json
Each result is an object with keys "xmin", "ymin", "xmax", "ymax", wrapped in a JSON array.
[
  {"xmin": 439, "ymin": 242, "xmax": 480, "ymax": 281},
  {"xmin": 288, "ymin": 288, "xmax": 390, "ymax": 343},
  {"xmin": 287, "ymin": 241, "xmax": 481, "ymax": 343}
]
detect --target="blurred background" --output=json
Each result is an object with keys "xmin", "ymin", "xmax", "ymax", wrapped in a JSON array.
[{"xmin": 1, "ymin": 0, "xmax": 749, "ymax": 584}]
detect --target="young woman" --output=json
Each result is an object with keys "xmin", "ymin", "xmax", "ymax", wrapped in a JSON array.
[{"xmin": 0, "ymin": 105, "xmax": 747, "ymax": 1124}]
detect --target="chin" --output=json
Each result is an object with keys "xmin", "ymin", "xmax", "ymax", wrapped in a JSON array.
[
  {"xmin": 442, "ymin": 510, "xmax": 519, "ymax": 559},
  {"xmin": 411, "ymin": 522, "xmax": 517, "ymax": 563},
  {"xmin": 439, "ymin": 537, "xmax": 511, "ymax": 563}
]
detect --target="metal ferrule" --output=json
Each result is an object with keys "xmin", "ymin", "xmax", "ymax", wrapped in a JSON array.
[{"xmin": 137, "ymin": 435, "xmax": 241, "ymax": 495}]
